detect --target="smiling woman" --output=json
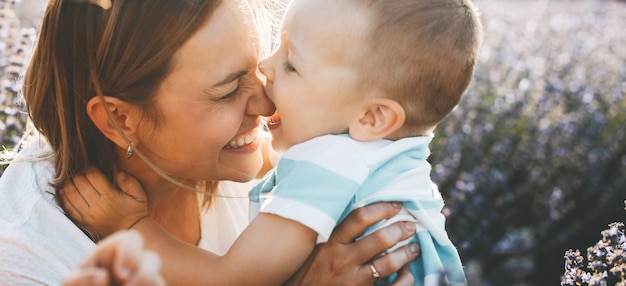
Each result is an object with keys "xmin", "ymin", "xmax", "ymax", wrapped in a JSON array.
[{"xmin": 115, "ymin": 0, "xmax": 272, "ymax": 184}]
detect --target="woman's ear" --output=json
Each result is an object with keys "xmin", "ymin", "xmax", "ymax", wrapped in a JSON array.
[
  {"xmin": 86, "ymin": 96, "xmax": 138, "ymax": 148},
  {"xmin": 349, "ymin": 98, "xmax": 405, "ymax": 141}
]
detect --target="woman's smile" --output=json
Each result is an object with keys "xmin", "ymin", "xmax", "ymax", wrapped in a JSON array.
[{"xmin": 224, "ymin": 127, "xmax": 262, "ymax": 153}]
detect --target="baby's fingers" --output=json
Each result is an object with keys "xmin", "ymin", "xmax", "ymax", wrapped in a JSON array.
[
  {"xmin": 116, "ymin": 172, "xmax": 147, "ymax": 203},
  {"xmin": 110, "ymin": 231, "xmax": 164, "ymax": 286},
  {"xmin": 62, "ymin": 267, "xmax": 109, "ymax": 286},
  {"xmin": 60, "ymin": 180, "xmax": 91, "ymax": 224},
  {"xmin": 67, "ymin": 166, "xmax": 114, "ymax": 208},
  {"xmin": 80, "ymin": 231, "xmax": 143, "ymax": 269},
  {"xmin": 82, "ymin": 166, "xmax": 118, "ymax": 199},
  {"xmin": 125, "ymin": 251, "xmax": 165, "ymax": 286}
]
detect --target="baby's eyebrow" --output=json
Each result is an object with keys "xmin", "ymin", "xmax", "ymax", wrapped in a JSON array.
[{"xmin": 287, "ymin": 39, "xmax": 302, "ymax": 59}]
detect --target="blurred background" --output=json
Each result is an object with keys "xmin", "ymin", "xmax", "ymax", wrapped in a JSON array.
[{"xmin": 1, "ymin": 0, "xmax": 624, "ymax": 285}]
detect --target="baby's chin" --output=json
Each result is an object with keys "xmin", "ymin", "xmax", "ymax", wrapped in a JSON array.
[{"xmin": 270, "ymin": 138, "xmax": 290, "ymax": 153}]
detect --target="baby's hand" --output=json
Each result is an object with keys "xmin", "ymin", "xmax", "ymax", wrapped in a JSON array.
[
  {"xmin": 63, "ymin": 230, "xmax": 165, "ymax": 286},
  {"xmin": 61, "ymin": 166, "xmax": 149, "ymax": 239}
]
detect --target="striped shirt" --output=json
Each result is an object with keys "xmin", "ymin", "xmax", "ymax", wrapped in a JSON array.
[{"xmin": 249, "ymin": 134, "xmax": 466, "ymax": 285}]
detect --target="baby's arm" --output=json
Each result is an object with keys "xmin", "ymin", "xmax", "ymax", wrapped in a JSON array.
[
  {"xmin": 62, "ymin": 169, "xmax": 230, "ymax": 284},
  {"xmin": 62, "ymin": 168, "xmax": 316, "ymax": 285},
  {"xmin": 222, "ymin": 213, "xmax": 318, "ymax": 284}
]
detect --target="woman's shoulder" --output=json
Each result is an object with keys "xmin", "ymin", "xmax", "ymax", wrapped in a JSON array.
[
  {"xmin": 0, "ymin": 139, "xmax": 95, "ymax": 284},
  {"xmin": 0, "ymin": 138, "xmax": 56, "ymax": 224}
]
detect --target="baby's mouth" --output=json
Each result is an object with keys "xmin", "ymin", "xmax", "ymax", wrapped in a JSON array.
[{"xmin": 267, "ymin": 111, "xmax": 281, "ymax": 126}]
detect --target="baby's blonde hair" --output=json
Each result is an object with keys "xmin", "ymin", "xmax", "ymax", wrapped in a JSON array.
[{"xmin": 354, "ymin": 0, "xmax": 483, "ymax": 135}]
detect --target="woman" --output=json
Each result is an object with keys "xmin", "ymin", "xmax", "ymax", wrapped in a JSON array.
[{"xmin": 0, "ymin": 0, "xmax": 419, "ymax": 284}]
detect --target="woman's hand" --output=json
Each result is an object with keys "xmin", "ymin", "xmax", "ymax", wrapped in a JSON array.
[
  {"xmin": 62, "ymin": 230, "xmax": 165, "ymax": 286},
  {"xmin": 61, "ymin": 167, "xmax": 149, "ymax": 239},
  {"xmin": 286, "ymin": 202, "xmax": 420, "ymax": 285}
]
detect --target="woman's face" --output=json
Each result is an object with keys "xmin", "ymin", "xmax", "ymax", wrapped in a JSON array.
[{"xmin": 136, "ymin": 0, "xmax": 275, "ymax": 183}]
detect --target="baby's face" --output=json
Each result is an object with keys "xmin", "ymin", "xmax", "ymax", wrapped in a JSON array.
[{"xmin": 259, "ymin": 0, "xmax": 373, "ymax": 152}]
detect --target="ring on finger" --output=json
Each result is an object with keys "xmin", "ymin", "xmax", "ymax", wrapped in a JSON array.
[{"xmin": 369, "ymin": 263, "xmax": 381, "ymax": 280}]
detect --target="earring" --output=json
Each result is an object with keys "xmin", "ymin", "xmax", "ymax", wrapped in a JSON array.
[{"xmin": 127, "ymin": 144, "xmax": 134, "ymax": 160}]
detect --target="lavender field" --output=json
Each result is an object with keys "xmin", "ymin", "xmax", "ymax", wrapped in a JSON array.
[
  {"xmin": 431, "ymin": 0, "xmax": 626, "ymax": 284},
  {"xmin": 1, "ymin": 0, "xmax": 625, "ymax": 285}
]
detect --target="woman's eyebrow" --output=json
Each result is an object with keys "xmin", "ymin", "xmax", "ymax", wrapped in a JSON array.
[{"xmin": 213, "ymin": 70, "xmax": 248, "ymax": 87}]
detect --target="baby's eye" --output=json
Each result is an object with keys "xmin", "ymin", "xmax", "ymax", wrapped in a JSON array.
[{"xmin": 283, "ymin": 61, "xmax": 297, "ymax": 73}]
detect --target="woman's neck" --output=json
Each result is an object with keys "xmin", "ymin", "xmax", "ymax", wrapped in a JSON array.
[
  {"xmin": 148, "ymin": 187, "xmax": 201, "ymax": 246},
  {"xmin": 121, "ymin": 155, "xmax": 202, "ymax": 245}
]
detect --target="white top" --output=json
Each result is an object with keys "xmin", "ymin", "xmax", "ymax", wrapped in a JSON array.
[
  {"xmin": 0, "ymin": 138, "xmax": 251, "ymax": 285},
  {"xmin": 198, "ymin": 180, "xmax": 254, "ymax": 256}
]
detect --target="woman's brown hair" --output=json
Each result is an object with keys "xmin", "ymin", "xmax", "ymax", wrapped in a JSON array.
[{"xmin": 23, "ymin": 0, "xmax": 221, "ymax": 197}]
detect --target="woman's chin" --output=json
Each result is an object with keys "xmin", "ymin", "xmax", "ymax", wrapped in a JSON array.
[{"xmin": 220, "ymin": 157, "xmax": 263, "ymax": 182}]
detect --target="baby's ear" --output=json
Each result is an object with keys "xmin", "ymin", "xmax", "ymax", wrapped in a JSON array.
[
  {"xmin": 86, "ymin": 96, "xmax": 138, "ymax": 149},
  {"xmin": 349, "ymin": 98, "xmax": 405, "ymax": 141}
]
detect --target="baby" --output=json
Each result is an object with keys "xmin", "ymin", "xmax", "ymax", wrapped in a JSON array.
[{"xmin": 250, "ymin": 0, "xmax": 482, "ymax": 284}]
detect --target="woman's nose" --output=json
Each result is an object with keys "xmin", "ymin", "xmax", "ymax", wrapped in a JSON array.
[{"xmin": 246, "ymin": 72, "xmax": 275, "ymax": 117}]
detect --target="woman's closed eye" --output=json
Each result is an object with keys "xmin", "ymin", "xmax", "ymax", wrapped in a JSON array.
[
  {"xmin": 220, "ymin": 85, "xmax": 240, "ymax": 100},
  {"xmin": 219, "ymin": 74, "xmax": 257, "ymax": 101}
]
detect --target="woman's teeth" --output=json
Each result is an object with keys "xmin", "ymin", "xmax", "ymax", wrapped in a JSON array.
[{"xmin": 226, "ymin": 132, "xmax": 256, "ymax": 148}]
